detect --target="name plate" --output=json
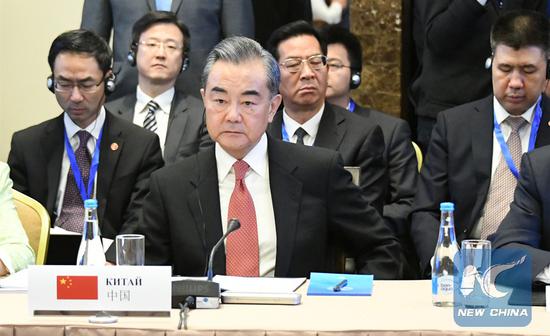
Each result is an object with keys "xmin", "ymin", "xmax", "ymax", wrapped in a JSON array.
[{"xmin": 28, "ymin": 265, "xmax": 171, "ymax": 314}]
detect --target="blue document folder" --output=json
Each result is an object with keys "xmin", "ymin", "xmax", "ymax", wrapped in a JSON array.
[{"xmin": 307, "ymin": 272, "xmax": 373, "ymax": 296}]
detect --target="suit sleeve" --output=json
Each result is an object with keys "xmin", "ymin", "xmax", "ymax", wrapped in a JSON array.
[
  {"xmin": 357, "ymin": 125, "xmax": 387, "ymax": 214},
  {"xmin": 80, "ymin": 0, "xmax": 113, "ymax": 42},
  {"xmin": 221, "ymin": 0, "xmax": 255, "ymax": 38},
  {"xmin": 7, "ymin": 132, "xmax": 30, "ymax": 195},
  {"xmin": 411, "ymin": 113, "xmax": 450, "ymax": 275},
  {"xmin": 327, "ymin": 153, "xmax": 401, "ymax": 279},
  {"xmin": 490, "ymin": 151, "xmax": 550, "ymax": 278}
]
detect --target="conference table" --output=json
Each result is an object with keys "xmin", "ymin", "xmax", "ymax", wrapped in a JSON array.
[{"xmin": 0, "ymin": 280, "xmax": 548, "ymax": 335}]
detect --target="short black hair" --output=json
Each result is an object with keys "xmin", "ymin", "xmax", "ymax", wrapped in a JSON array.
[
  {"xmin": 320, "ymin": 25, "xmax": 362, "ymax": 71},
  {"xmin": 266, "ymin": 20, "xmax": 327, "ymax": 61},
  {"xmin": 131, "ymin": 11, "xmax": 191, "ymax": 55},
  {"xmin": 491, "ymin": 9, "xmax": 549, "ymax": 57},
  {"xmin": 48, "ymin": 29, "xmax": 112, "ymax": 75}
]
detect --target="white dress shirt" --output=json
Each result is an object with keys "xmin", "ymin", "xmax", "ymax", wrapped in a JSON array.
[
  {"xmin": 133, "ymin": 86, "xmax": 174, "ymax": 155},
  {"xmin": 282, "ymin": 104, "xmax": 325, "ymax": 146},
  {"xmin": 311, "ymin": 0, "xmax": 343, "ymax": 24},
  {"xmin": 55, "ymin": 108, "xmax": 106, "ymax": 221},
  {"xmin": 215, "ymin": 134, "xmax": 277, "ymax": 277}
]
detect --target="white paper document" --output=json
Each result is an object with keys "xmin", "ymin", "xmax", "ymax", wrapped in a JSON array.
[
  {"xmin": 213, "ymin": 275, "xmax": 306, "ymax": 293},
  {"xmin": 0, "ymin": 268, "xmax": 28, "ymax": 291}
]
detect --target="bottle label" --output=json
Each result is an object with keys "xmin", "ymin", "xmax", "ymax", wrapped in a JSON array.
[{"xmin": 436, "ymin": 275, "xmax": 454, "ymax": 295}]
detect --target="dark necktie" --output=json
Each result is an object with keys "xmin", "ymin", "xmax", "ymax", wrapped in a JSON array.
[
  {"xmin": 294, "ymin": 127, "xmax": 308, "ymax": 145},
  {"xmin": 481, "ymin": 116, "xmax": 527, "ymax": 239},
  {"xmin": 58, "ymin": 130, "xmax": 92, "ymax": 233},
  {"xmin": 144, "ymin": 100, "xmax": 159, "ymax": 132},
  {"xmin": 225, "ymin": 160, "xmax": 259, "ymax": 276}
]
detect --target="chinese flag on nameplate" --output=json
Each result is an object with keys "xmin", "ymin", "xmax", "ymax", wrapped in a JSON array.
[{"xmin": 57, "ymin": 275, "xmax": 98, "ymax": 300}]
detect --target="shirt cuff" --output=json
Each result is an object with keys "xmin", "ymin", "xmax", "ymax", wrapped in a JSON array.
[{"xmin": 535, "ymin": 264, "xmax": 550, "ymax": 284}]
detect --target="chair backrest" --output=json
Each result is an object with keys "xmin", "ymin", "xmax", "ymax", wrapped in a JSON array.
[
  {"xmin": 411, "ymin": 141, "xmax": 423, "ymax": 172},
  {"xmin": 12, "ymin": 189, "xmax": 50, "ymax": 265}
]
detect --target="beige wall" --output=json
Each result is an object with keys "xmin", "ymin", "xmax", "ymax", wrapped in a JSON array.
[{"xmin": 0, "ymin": 1, "xmax": 84, "ymax": 161}]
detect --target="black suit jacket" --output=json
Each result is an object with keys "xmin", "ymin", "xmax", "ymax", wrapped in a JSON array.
[
  {"xmin": 411, "ymin": 95, "xmax": 550, "ymax": 274},
  {"xmin": 8, "ymin": 111, "xmax": 164, "ymax": 240},
  {"xmin": 267, "ymin": 103, "xmax": 387, "ymax": 211},
  {"xmin": 106, "ymin": 90, "xmax": 212, "ymax": 164},
  {"xmin": 140, "ymin": 137, "xmax": 401, "ymax": 279},
  {"xmin": 490, "ymin": 146, "xmax": 550, "ymax": 278}
]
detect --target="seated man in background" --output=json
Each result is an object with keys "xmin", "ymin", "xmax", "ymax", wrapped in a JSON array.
[
  {"xmin": 322, "ymin": 24, "xmax": 419, "ymax": 278},
  {"xmin": 8, "ymin": 30, "xmax": 163, "ymax": 262},
  {"xmin": 411, "ymin": 10, "xmax": 550, "ymax": 277},
  {"xmin": 0, "ymin": 162, "xmax": 34, "ymax": 275},
  {"xmin": 491, "ymin": 145, "xmax": 550, "ymax": 284},
  {"xmin": 140, "ymin": 36, "xmax": 401, "ymax": 279},
  {"xmin": 107, "ymin": 11, "xmax": 211, "ymax": 165}
]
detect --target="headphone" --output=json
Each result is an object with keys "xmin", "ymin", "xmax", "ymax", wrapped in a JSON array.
[
  {"xmin": 484, "ymin": 55, "xmax": 550, "ymax": 80},
  {"xmin": 350, "ymin": 70, "xmax": 362, "ymax": 90},
  {"xmin": 127, "ymin": 42, "xmax": 189, "ymax": 72},
  {"xmin": 46, "ymin": 72, "xmax": 117, "ymax": 94}
]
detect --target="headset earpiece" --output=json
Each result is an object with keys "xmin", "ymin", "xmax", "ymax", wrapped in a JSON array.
[
  {"xmin": 350, "ymin": 71, "xmax": 361, "ymax": 90},
  {"xmin": 105, "ymin": 72, "xmax": 116, "ymax": 94},
  {"xmin": 181, "ymin": 56, "xmax": 190, "ymax": 72},
  {"xmin": 127, "ymin": 42, "xmax": 137, "ymax": 66},
  {"xmin": 46, "ymin": 75, "xmax": 54, "ymax": 93}
]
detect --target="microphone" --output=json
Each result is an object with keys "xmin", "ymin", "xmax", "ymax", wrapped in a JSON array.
[
  {"xmin": 172, "ymin": 218, "xmax": 241, "ymax": 309},
  {"xmin": 207, "ymin": 218, "xmax": 241, "ymax": 280}
]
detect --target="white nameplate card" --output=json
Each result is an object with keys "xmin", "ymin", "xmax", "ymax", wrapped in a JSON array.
[
  {"xmin": 546, "ymin": 285, "xmax": 549, "ymax": 313},
  {"xmin": 28, "ymin": 265, "xmax": 171, "ymax": 314}
]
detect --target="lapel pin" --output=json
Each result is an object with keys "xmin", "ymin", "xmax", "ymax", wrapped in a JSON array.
[{"xmin": 111, "ymin": 143, "xmax": 119, "ymax": 151}]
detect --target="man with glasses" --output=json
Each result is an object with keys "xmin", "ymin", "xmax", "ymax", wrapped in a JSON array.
[
  {"xmin": 107, "ymin": 12, "xmax": 211, "ymax": 165},
  {"xmin": 8, "ymin": 29, "xmax": 163, "ymax": 263}
]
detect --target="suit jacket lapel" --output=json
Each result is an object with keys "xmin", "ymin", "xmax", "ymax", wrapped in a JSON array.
[
  {"xmin": 267, "ymin": 138, "xmax": 302, "ymax": 277},
  {"xmin": 164, "ymin": 91, "xmax": 191, "ymax": 162},
  {"xmin": 313, "ymin": 104, "xmax": 345, "ymax": 150},
  {"xmin": 535, "ymin": 95, "xmax": 550, "ymax": 147},
  {"xmin": 115, "ymin": 94, "xmax": 137, "ymax": 122},
  {"xmin": 470, "ymin": 96, "xmax": 494, "ymax": 226},
  {"xmin": 97, "ymin": 113, "xmax": 124, "ymax": 220},
  {"xmin": 268, "ymin": 109, "xmax": 284, "ymax": 140},
  {"xmin": 44, "ymin": 115, "xmax": 65, "ymax": 219}
]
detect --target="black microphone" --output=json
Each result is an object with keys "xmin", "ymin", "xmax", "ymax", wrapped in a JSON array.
[
  {"xmin": 171, "ymin": 218, "xmax": 241, "ymax": 309},
  {"xmin": 207, "ymin": 218, "xmax": 241, "ymax": 280}
]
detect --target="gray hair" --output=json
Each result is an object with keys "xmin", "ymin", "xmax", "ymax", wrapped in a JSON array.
[{"xmin": 201, "ymin": 36, "xmax": 280, "ymax": 97}]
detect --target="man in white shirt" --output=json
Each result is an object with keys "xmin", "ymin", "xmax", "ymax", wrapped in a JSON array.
[
  {"xmin": 411, "ymin": 10, "xmax": 550, "ymax": 277},
  {"xmin": 140, "ymin": 36, "xmax": 401, "ymax": 279},
  {"xmin": 107, "ymin": 11, "xmax": 211, "ymax": 165}
]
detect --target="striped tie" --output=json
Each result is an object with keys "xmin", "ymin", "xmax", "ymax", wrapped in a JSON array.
[{"xmin": 144, "ymin": 100, "xmax": 159, "ymax": 132}]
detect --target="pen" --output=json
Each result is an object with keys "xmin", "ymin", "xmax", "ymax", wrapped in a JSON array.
[{"xmin": 332, "ymin": 279, "xmax": 348, "ymax": 292}]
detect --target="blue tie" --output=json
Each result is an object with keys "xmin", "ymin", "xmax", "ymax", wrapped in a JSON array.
[{"xmin": 156, "ymin": 0, "xmax": 172, "ymax": 11}]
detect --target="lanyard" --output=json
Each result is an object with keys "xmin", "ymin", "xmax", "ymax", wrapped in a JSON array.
[
  {"xmin": 493, "ymin": 100, "xmax": 542, "ymax": 179},
  {"xmin": 64, "ymin": 128, "xmax": 103, "ymax": 201},
  {"xmin": 347, "ymin": 98, "xmax": 356, "ymax": 112},
  {"xmin": 281, "ymin": 121, "xmax": 290, "ymax": 142}
]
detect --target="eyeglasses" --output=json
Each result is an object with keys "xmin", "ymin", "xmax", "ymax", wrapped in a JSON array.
[
  {"xmin": 53, "ymin": 78, "xmax": 105, "ymax": 94},
  {"xmin": 327, "ymin": 59, "xmax": 353, "ymax": 72},
  {"xmin": 138, "ymin": 39, "xmax": 183, "ymax": 53},
  {"xmin": 279, "ymin": 55, "xmax": 327, "ymax": 73}
]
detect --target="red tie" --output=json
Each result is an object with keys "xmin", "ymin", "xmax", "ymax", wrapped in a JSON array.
[{"xmin": 226, "ymin": 160, "xmax": 259, "ymax": 276}]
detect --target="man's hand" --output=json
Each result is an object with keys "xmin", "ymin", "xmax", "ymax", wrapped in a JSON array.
[{"xmin": 0, "ymin": 259, "xmax": 8, "ymax": 276}]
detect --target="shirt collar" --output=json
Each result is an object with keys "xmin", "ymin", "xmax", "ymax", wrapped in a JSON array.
[
  {"xmin": 136, "ymin": 86, "xmax": 175, "ymax": 115},
  {"xmin": 215, "ymin": 133, "xmax": 269, "ymax": 181},
  {"xmin": 282, "ymin": 103, "xmax": 325, "ymax": 139},
  {"xmin": 63, "ymin": 107, "xmax": 106, "ymax": 140},
  {"xmin": 493, "ymin": 95, "xmax": 538, "ymax": 125}
]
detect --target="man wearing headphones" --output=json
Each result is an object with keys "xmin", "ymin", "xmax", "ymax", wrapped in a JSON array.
[
  {"xmin": 411, "ymin": 10, "xmax": 550, "ymax": 278},
  {"xmin": 8, "ymin": 29, "xmax": 163, "ymax": 262},
  {"xmin": 322, "ymin": 25, "xmax": 419, "ymax": 279},
  {"xmin": 107, "ymin": 12, "xmax": 211, "ymax": 165}
]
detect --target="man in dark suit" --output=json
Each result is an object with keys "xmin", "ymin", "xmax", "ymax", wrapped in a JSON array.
[
  {"xmin": 140, "ymin": 36, "xmax": 401, "ymax": 279},
  {"xmin": 8, "ymin": 30, "xmax": 163, "ymax": 260},
  {"xmin": 106, "ymin": 12, "xmax": 211, "ymax": 165},
  {"xmin": 411, "ymin": 10, "xmax": 550, "ymax": 277},
  {"xmin": 490, "ymin": 146, "xmax": 550, "ymax": 284},
  {"xmin": 322, "ymin": 24, "xmax": 419, "ymax": 278},
  {"xmin": 81, "ymin": 0, "xmax": 254, "ymax": 99},
  {"xmin": 265, "ymin": 21, "xmax": 387, "ymax": 211}
]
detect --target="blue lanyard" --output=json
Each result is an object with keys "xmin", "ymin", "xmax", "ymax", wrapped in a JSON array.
[
  {"xmin": 281, "ymin": 121, "xmax": 290, "ymax": 142},
  {"xmin": 493, "ymin": 100, "xmax": 542, "ymax": 179},
  {"xmin": 64, "ymin": 128, "xmax": 103, "ymax": 201},
  {"xmin": 347, "ymin": 98, "xmax": 356, "ymax": 112}
]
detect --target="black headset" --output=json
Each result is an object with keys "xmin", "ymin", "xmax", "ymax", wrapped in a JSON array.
[
  {"xmin": 127, "ymin": 42, "xmax": 189, "ymax": 72},
  {"xmin": 485, "ymin": 55, "xmax": 550, "ymax": 80},
  {"xmin": 46, "ymin": 72, "xmax": 116, "ymax": 94},
  {"xmin": 350, "ymin": 70, "xmax": 362, "ymax": 90}
]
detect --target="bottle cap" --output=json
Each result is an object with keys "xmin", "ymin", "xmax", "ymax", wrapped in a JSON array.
[
  {"xmin": 440, "ymin": 202, "xmax": 454, "ymax": 211},
  {"xmin": 84, "ymin": 199, "xmax": 98, "ymax": 209}
]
